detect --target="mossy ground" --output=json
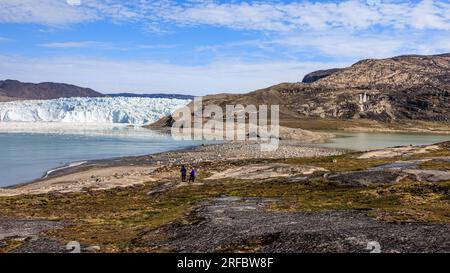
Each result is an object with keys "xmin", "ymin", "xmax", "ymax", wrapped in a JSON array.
[{"xmin": 1, "ymin": 147, "xmax": 449, "ymax": 252}]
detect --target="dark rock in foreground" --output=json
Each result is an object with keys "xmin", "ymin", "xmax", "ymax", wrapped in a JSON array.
[
  {"xmin": 149, "ymin": 197, "xmax": 450, "ymax": 253},
  {"xmin": 325, "ymin": 170, "xmax": 405, "ymax": 186}
]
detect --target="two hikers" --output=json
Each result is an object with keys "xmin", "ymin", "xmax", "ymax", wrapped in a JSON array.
[{"xmin": 180, "ymin": 165, "xmax": 196, "ymax": 183}]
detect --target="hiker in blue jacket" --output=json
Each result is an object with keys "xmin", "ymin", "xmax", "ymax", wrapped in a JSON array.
[
  {"xmin": 189, "ymin": 168, "xmax": 196, "ymax": 183},
  {"xmin": 180, "ymin": 165, "xmax": 187, "ymax": 182}
]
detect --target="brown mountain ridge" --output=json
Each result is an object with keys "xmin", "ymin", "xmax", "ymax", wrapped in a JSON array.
[
  {"xmin": 152, "ymin": 53, "xmax": 450, "ymax": 130},
  {"xmin": 0, "ymin": 80, "xmax": 104, "ymax": 102}
]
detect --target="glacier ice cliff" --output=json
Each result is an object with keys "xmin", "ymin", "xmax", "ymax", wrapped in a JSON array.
[{"xmin": 0, "ymin": 97, "xmax": 191, "ymax": 125}]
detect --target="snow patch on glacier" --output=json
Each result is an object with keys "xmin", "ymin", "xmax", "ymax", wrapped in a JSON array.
[{"xmin": 0, "ymin": 97, "xmax": 191, "ymax": 125}]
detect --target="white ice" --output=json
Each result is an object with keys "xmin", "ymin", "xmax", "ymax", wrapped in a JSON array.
[{"xmin": 0, "ymin": 97, "xmax": 190, "ymax": 125}]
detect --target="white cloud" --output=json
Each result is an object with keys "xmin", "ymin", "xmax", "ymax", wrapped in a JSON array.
[
  {"xmin": 39, "ymin": 41, "xmax": 110, "ymax": 48},
  {"xmin": 150, "ymin": 0, "xmax": 450, "ymax": 31},
  {"xmin": 0, "ymin": 0, "xmax": 98, "ymax": 25},
  {"xmin": 270, "ymin": 31, "xmax": 449, "ymax": 59},
  {"xmin": 0, "ymin": 54, "xmax": 346, "ymax": 94},
  {"xmin": 66, "ymin": 0, "xmax": 81, "ymax": 6},
  {"xmin": 37, "ymin": 41, "xmax": 177, "ymax": 51},
  {"xmin": 1, "ymin": 0, "xmax": 449, "ymax": 31},
  {"xmin": 195, "ymin": 29, "xmax": 450, "ymax": 61},
  {"xmin": 138, "ymin": 44, "xmax": 176, "ymax": 49},
  {"xmin": 157, "ymin": 2, "xmax": 291, "ymax": 31},
  {"xmin": 1, "ymin": 1, "xmax": 449, "ymax": 94},
  {"xmin": 408, "ymin": 0, "xmax": 450, "ymax": 29},
  {"xmin": 0, "ymin": 36, "xmax": 12, "ymax": 43}
]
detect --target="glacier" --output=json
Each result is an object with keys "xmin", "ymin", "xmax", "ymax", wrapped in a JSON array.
[{"xmin": 0, "ymin": 97, "xmax": 191, "ymax": 125}]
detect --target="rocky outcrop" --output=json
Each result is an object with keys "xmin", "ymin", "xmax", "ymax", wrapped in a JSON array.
[
  {"xmin": 149, "ymin": 196, "xmax": 450, "ymax": 253},
  {"xmin": 153, "ymin": 53, "xmax": 450, "ymax": 128},
  {"xmin": 205, "ymin": 163, "xmax": 328, "ymax": 181},
  {"xmin": 0, "ymin": 80, "xmax": 104, "ymax": 102},
  {"xmin": 287, "ymin": 54, "xmax": 450, "ymax": 122},
  {"xmin": 149, "ymin": 53, "xmax": 450, "ymax": 129},
  {"xmin": 325, "ymin": 170, "xmax": 406, "ymax": 187},
  {"xmin": 302, "ymin": 68, "xmax": 342, "ymax": 83},
  {"xmin": 313, "ymin": 54, "xmax": 450, "ymax": 89}
]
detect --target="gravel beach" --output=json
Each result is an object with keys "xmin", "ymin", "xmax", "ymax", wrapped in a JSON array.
[{"xmin": 0, "ymin": 140, "xmax": 342, "ymax": 196}]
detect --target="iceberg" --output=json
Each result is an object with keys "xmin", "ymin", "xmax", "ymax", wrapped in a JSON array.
[{"xmin": 0, "ymin": 97, "xmax": 191, "ymax": 125}]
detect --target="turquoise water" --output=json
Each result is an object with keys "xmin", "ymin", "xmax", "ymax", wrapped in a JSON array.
[
  {"xmin": 0, "ymin": 128, "xmax": 203, "ymax": 187},
  {"xmin": 314, "ymin": 132, "xmax": 450, "ymax": 151}
]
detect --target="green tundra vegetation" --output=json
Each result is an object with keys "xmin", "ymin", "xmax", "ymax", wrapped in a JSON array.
[{"xmin": 0, "ymin": 145, "xmax": 449, "ymax": 252}]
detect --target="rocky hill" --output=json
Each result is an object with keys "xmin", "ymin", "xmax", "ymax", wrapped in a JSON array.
[
  {"xmin": 151, "ymin": 53, "xmax": 450, "ymax": 130},
  {"xmin": 0, "ymin": 80, "xmax": 104, "ymax": 101},
  {"xmin": 302, "ymin": 68, "xmax": 343, "ymax": 83},
  {"xmin": 294, "ymin": 53, "xmax": 450, "ymax": 122},
  {"xmin": 311, "ymin": 54, "xmax": 450, "ymax": 89}
]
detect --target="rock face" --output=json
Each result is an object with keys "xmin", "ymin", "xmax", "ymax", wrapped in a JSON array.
[
  {"xmin": 206, "ymin": 163, "xmax": 328, "ymax": 181},
  {"xmin": 302, "ymin": 68, "xmax": 342, "ymax": 83},
  {"xmin": 313, "ymin": 54, "xmax": 450, "ymax": 89},
  {"xmin": 326, "ymin": 170, "xmax": 405, "ymax": 187},
  {"xmin": 0, "ymin": 80, "xmax": 104, "ymax": 102},
  {"xmin": 287, "ymin": 53, "xmax": 450, "ymax": 122},
  {"xmin": 149, "ymin": 196, "xmax": 450, "ymax": 253}
]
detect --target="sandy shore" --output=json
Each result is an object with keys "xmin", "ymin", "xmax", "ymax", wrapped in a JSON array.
[{"xmin": 0, "ymin": 140, "xmax": 342, "ymax": 197}]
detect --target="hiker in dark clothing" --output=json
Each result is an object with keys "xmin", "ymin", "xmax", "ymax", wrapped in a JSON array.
[
  {"xmin": 189, "ymin": 168, "xmax": 196, "ymax": 183},
  {"xmin": 181, "ymin": 165, "xmax": 187, "ymax": 182}
]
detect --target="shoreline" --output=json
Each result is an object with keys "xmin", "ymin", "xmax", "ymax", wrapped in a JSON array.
[
  {"xmin": 36, "ymin": 124, "xmax": 449, "ymax": 181},
  {"xmin": 4, "ymin": 142, "xmax": 203, "ymax": 190},
  {"xmin": 3, "ymin": 122, "xmax": 450, "ymax": 195},
  {"xmin": 0, "ymin": 124, "xmax": 335, "ymax": 192},
  {"xmin": 0, "ymin": 139, "xmax": 343, "ymax": 196},
  {"xmin": 3, "ymin": 127, "xmax": 450, "ymax": 193},
  {"xmin": 43, "ymin": 161, "xmax": 88, "ymax": 178}
]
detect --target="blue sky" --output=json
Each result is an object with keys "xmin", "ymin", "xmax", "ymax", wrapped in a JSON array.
[{"xmin": 0, "ymin": 0, "xmax": 449, "ymax": 95}]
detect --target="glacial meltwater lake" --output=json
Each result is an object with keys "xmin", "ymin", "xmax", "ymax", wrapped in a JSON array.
[
  {"xmin": 314, "ymin": 132, "xmax": 450, "ymax": 151},
  {"xmin": 0, "ymin": 124, "xmax": 204, "ymax": 187},
  {"xmin": 1, "ymin": 124, "xmax": 450, "ymax": 187}
]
